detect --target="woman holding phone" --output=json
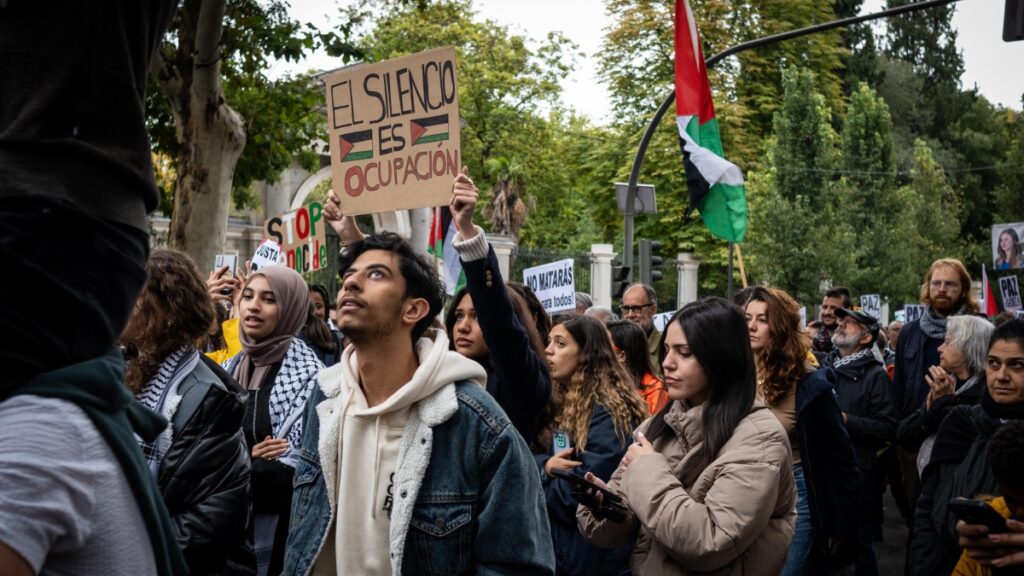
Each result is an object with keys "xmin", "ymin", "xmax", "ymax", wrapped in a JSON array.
[
  {"xmin": 577, "ymin": 298, "xmax": 795, "ymax": 576},
  {"xmin": 224, "ymin": 265, "xmax": 323, "ymax": 576},
  {"xmin": 540, "ymin": 314, "xmax": 647, "ymax": 575}
]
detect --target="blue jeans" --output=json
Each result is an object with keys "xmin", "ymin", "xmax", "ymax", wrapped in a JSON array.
[{"xmin": 781, "ymin": 464, "xmax": 812, "ymax": 576}]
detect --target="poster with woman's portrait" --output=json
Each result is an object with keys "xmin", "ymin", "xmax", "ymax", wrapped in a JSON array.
[{"xmin": 992, "ymin": 223, "xmax": 1024, "ymax": 270}]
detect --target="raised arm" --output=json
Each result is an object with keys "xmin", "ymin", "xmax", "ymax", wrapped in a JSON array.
[{"xmin": 449, "ymin": 169, "xmax": 551, "ymax": 441}]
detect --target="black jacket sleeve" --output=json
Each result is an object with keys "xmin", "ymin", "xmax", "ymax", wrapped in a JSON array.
[
  {"xmin": 461, "ymin": 245, "xmax": 552, "ymax": 442},
  {"xmin": 543, "ymin": 407, "xmax": 629, "ymax": 527},
  {"xmin": 906, "ymin": 406, "xmax": 978, "ymax": 576},
  {"xmin": 799, "ymin": 372, "xmax": 860, "ymax": 546},
  {"xmin": 897, "ymin": 394, "xmax": 955, "ymax": 452}
]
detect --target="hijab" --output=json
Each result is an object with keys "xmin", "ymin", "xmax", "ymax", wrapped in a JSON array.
[{"xmin": 236, "ymin": 265, "xmax": 310, "ymax": 390}]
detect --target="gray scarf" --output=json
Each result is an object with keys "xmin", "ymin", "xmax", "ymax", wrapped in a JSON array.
[{"xmin": 918, "ymin": 305, "xmax": 967, "ymax": 340}]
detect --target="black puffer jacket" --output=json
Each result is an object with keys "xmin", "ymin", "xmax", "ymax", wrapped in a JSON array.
[{"xmin": 158, "ymin": 356, "xmax": 251, "ymax": 575}]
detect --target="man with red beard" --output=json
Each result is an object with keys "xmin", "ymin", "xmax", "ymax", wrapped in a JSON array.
[{"xmin": 894, "ymin": 258, "xmax": 979, "ymax": 503}]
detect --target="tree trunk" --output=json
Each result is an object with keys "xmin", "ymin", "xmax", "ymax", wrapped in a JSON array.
[{"xmin": 154, "ymin": 0, "xmax": 246, "ymax": 270}]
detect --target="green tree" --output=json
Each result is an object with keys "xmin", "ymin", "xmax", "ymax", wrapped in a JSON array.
[
  {"xmin": 746, "ymin": 68, "xmax": 854, "ymax": 303},
  {"xmin": 148, "ymin": 0, "xmax": 356, "ymax": 268},
  {"xmin": 884, "ymin": 0, "xmax": 965, "ymax": 137},
  {"xmin": 839, "ymin": 83, "xmax": 916, "ymax": 302},
  {"xmin": 993, "ymin": 110, "xmax": 1024, "ymax": 224},
  {"xmin": 898, "ymin": 139, "xmax": 964, "ymax": 293},
  {"xmin": 835, "ymin": 0, "xmax": 882, "ymax": 97},
  {"xmin": 732, "ymin": 0, "xmax": 847, "ymax": 149}
]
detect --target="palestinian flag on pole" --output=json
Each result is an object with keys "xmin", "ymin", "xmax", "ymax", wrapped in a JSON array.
[
  {"xmin": 428, "ymin": 206, "xmax": 466, "ymax": 296},
  {"xmin": 675, "ymin": 0, "xmax": 747, "ymax": 243}
]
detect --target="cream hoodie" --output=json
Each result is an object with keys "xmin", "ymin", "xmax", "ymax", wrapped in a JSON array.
[{"xmin": 311, "ymin": 330, "xmax": 486, "ymax": 575}]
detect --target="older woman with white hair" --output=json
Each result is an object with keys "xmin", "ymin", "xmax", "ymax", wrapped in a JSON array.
[{"xmin": 897, "ymin": 315, "xmax": 994, "ymax": 474}]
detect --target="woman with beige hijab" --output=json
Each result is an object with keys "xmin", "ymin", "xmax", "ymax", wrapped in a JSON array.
[{"xmin": 224, "ymin": 265, "xmax": 324, "ymax": 576}]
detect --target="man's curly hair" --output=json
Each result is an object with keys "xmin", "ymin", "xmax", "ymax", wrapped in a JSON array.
[{"xmin": 123, "ymin": 249, "xmax": 214, "ymax": 393}]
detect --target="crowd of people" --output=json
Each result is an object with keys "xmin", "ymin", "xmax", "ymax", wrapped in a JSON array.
[{"xmin": 3, "ymin": 4, "xmax": 1024, "ymax": 574}]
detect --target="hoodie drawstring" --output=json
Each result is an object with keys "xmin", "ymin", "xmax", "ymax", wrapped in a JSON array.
[{"xmin": 371, "ymin": 414, "xmax": 383, "ymax": 519}]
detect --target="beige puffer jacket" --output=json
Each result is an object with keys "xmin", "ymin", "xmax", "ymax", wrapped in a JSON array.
[{"xmin": 577, "ymin": 400, "xmax": 795, "ymax": 576}]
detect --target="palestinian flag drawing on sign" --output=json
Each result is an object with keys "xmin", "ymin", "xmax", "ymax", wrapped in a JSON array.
[
  {"xmin": 410, "ymin": 114, "xmax": 450, "ymax": 146},
  {"xmin": 675, "ymin": 0, "xmax": 747, "ymax": 243},
  {"xmin": 339, "ymin": 130, "xmax": 373, "ymax": 162}
]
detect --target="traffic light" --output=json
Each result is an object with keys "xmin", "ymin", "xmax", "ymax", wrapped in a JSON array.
[
  {"xmin": 1006, "ymin": 0, "xmax": 1024, "ymax": 42},
  {"xmin": 611, "ymin": 265, "xmax": 630, "ymax": 300},
  {"xmin": 638, "ymin": 239, "xmax": 664, "ymax": 285}
]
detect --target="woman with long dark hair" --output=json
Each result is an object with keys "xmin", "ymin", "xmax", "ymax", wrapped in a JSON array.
[
  {"xmin": 607, "ymin": 319, "xmax": 668, "ymax": 415},
  {"xmin": 744, "ymin": 287, "xmax": 859, "ymax": 575},
  {"xmin": 442, "ymin": 169, "xmax": 552, "ymax": 446},
  {"xmin": 120, "ymin": 249, "xmax": 250, "ymax": 574},
  {"xmin": 223, "ymin": 265, "xmax": 323, "ymax": 576},
  {"xmin": 542, "ymin": 314, "xmax": 648, "ymax": 575},
  {"xmin": 578, "ymin": 298, "xmax": 795, "ymax": 575}
]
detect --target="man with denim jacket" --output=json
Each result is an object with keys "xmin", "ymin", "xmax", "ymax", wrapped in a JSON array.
[{"xmin": 282, "ymin": 229, "xmax": 554, "ymax": 576}]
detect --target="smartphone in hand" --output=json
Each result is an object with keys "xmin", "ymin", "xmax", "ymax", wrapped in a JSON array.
[
  {"xmin": 948, "ymin": 498, "xmax": 1008, "ymax": 534},
  {"xmin": 551, "ymin": 469, "xmax": 628, "ymax": 522},
  {"xmin": 214, "ymin": 254, "xmax": 238, "ymax": 276}
]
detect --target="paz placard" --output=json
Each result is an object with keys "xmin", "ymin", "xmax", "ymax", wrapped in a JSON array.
[{"xmin": 324, "ymin": 47, "xmax": 461, "ymax": 215}]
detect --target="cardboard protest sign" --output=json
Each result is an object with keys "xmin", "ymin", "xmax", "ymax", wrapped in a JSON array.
[
  {"xmin": 999, "ymin": 275, "xmax": 1022, "ymax": 310},
  {"xmin": 523, "ymin": 258, "xmax": 576, "ymax": 314},
  {"xmin": 903, "ymin": 304, "xmax": 925, "ymax": 324},
  {"xmin": 653, "ymin": 311, "xmax": 677, "ymax": 333},
  {"xmin": 264, "ymin": 201, "xmax": 329, "ymax": 274},
  {"xmin": 860, "ymin": 294, "xmax": 882, "ymax": 321},
  {"xmin": 250, "ymin": 239, "xmax": 282, "ymax": 272},
  {"xmin": 324, "ymin": 47, "xmax": 461, "ymax": 216}
]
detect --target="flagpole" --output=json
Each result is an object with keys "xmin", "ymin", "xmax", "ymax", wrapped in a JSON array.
[{"xmin": 623, "ymin": 0, "xmax": 961, "ymax": 300}]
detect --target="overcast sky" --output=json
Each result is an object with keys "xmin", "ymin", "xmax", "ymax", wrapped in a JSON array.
[{"xmin": 279, "ymin": 0, "xmax": 1024, "ymax": 124}]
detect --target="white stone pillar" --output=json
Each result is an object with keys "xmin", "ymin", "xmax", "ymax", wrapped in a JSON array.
[
  {"xmin": 590, "ymin": 244, "xmax": 616, "ymax": 309},
  {"xmin": 488, "ymin": 234, "xmax": 516, "ymax": 281},
  {"xmin": 677, "ymin": 252, "xmax": 700, "ymax": 307}
]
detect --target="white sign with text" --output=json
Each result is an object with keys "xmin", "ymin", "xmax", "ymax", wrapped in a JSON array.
[
  {"xmin": 860, "ymin": 294, "xmax": 882, "ymax": 321},
  {"xmin": 653, "ymin": 311, "xmax": 678, "ymax": 333},
  {"xmin": 523, "ymin": 258, "xmax": 576, "ymax": 314},
  {"xmin": 903, "ymin": 304, "xmax": 925, "ymax": 324}
]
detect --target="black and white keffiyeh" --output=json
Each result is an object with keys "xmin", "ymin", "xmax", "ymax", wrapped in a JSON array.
[
  {"xmin": 223, "ymin": 337, "xmax": 323, "ymax": 452},
  {"xmin": 267, "ymin": 338, "xmax": 323, "ymax": 449},
  {"xmin": 832, "ymin": 346, "xmax": 874, "ymax": 369},
  {"xmin": 136, "ymin": 345, "xmax": 200, "ymax": 476}
]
